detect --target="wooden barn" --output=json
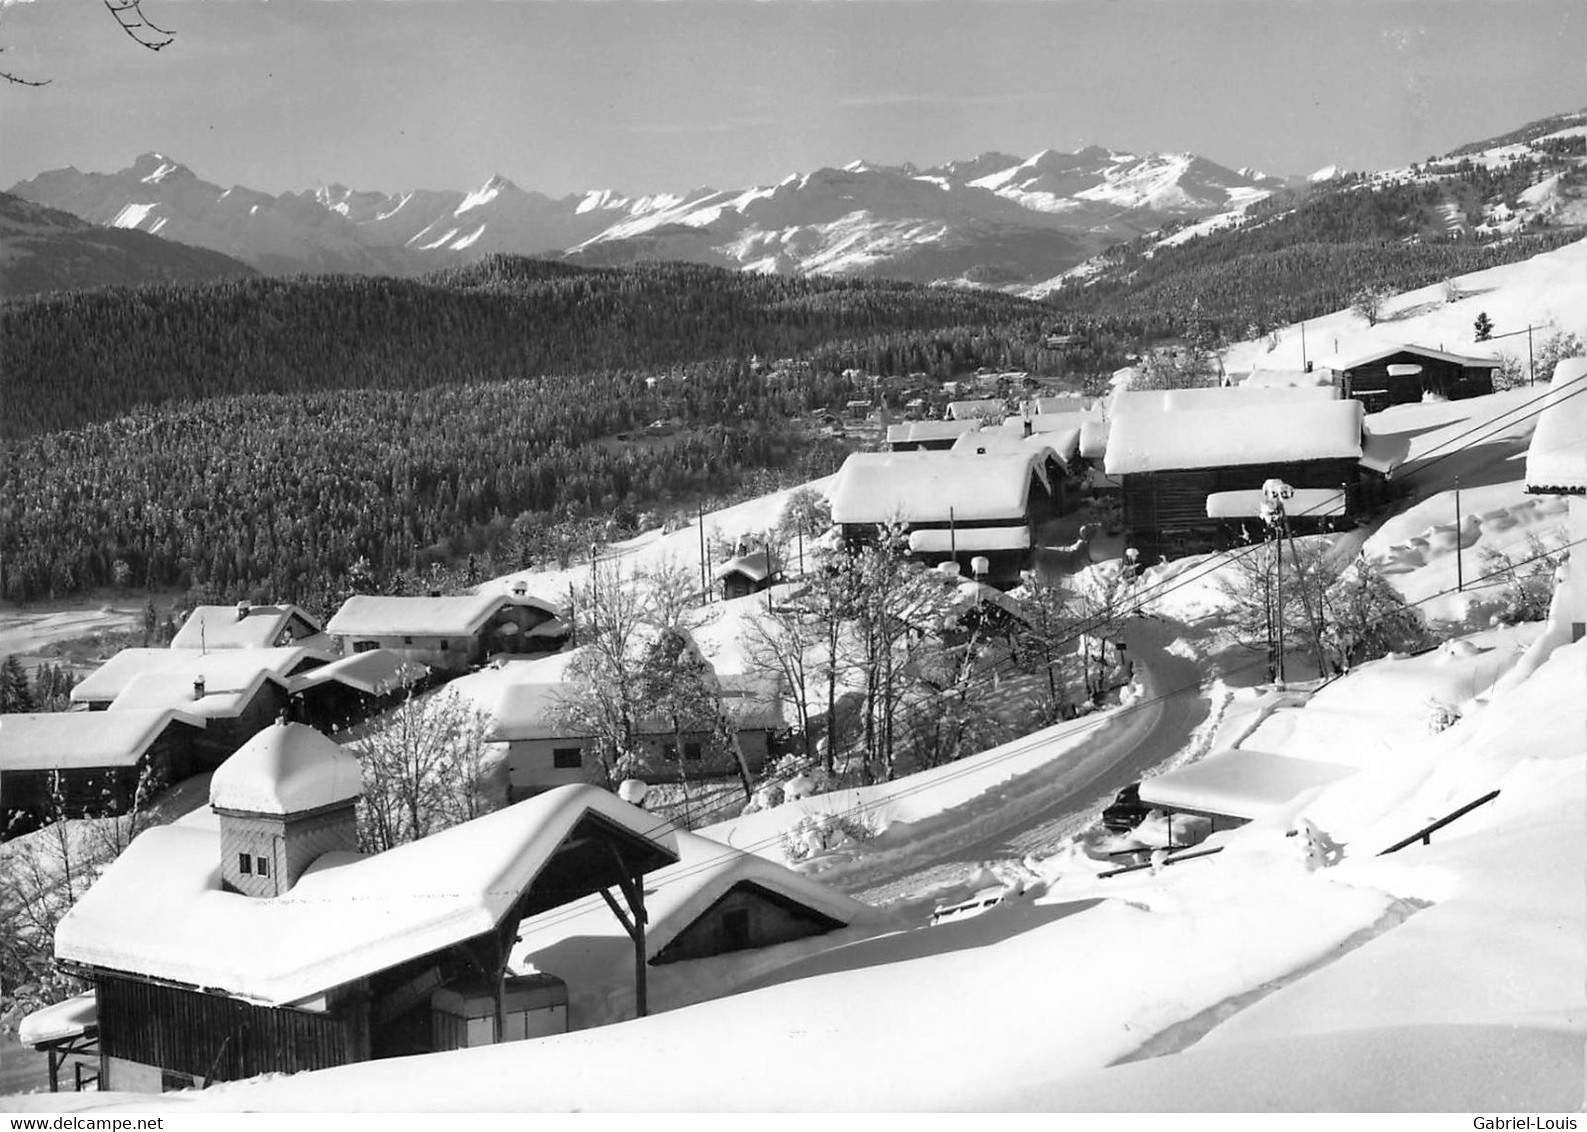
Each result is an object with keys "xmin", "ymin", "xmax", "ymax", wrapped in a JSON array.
[
  {"xmin": 325, "ymin": 588, "xmax": 568, "ymax": 672},
  {"xmin": 1105, "ymin": 391, "xmax": 1367, "ymax": 562},
  {"xmin": 1327, "ymin": 344, "xmax": 1499, "ymax": 412},
  {"xmin": 49, "ymin": 723, "xmax": 680, "ymax": 1092},
  {"xmin": 828, "ymin": 450, "xmax": 1056, "ymax": 586},
  {"xmin": 0, "ymin": 709, "xmax": 205, "ymax": 834},
  {"xmin": 511, "ymin": 829, "xmax": 883, "ymax": 1030}
]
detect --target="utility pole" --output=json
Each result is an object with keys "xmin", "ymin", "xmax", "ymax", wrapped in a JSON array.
[
  {"xmin": 1454, "ymin": 477, "xmax": 1464, "ymax": 592},
  {"xmin": 697, "ymin": 503, "xmax": 708, "ymax": 605}
]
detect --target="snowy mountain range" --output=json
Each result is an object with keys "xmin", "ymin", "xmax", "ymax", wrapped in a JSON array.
[{"xmin": 7, "ymin": 147, "xmax": 1290, "ymax": 287}]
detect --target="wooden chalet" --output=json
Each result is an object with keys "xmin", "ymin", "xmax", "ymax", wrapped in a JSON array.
[
  {"xmin": 1104, "ymin": 389, "xmax": 1367, "ymax": 562},
  {"xmin": 50, "ymin": 723, "xmax": 679, "ymax": 1092},
  {"xmin": 1326, "ymin": 344, "xmax": 1499, "ymax": 412},
  {"xmin": 459, "ymin": 631, "xmax": 779, "ymax": 800},
  {"xmin": 286, "ymin": 649, "xmax": 432, "ymax": 733},
  {"xmin": 170, "ymin": 603, "xmax": 330, "ymax": 651},
  {"xmin": 325, "ymin": 588, "xmax": 568, "ymax": 673},
  {"xmin": 0, "ymin": 709, "xmax": 205, "ymax": 834},
  {"xmin": 68, "ymin": 646, "xmax": 324, "ymax": 770},
  {"xmin": 885, "ymin": 418, "xmax": 984, "ymax": 451},
  {"xmin": 828, "ymin": 450, "xmax": 1057, "ymax": 587},
  {"xmin": 1523, "ymin": 358, "xmax": 1587, "ymax": 641}
]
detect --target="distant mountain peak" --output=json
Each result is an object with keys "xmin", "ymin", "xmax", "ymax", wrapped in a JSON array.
[{"xmin": 129, "ymin": 152, "xmax": 194, "ymax": 185}]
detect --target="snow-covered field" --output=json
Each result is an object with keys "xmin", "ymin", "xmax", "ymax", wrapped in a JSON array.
[{"xmin": 8, "ymin": 248, "xmax": 1586, "ymax": 1112}]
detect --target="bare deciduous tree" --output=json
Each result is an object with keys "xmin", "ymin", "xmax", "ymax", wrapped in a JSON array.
[{"xmin": 3, "ymin": 0, "xmax": 174, "ymax": 87}]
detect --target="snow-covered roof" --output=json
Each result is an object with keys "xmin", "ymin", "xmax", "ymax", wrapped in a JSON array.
[
  {"xmin": 325, "ymin": 592, "xmax": 561, "ymax": 638},
  {"xmin": 1524, "ymin": 358, "xmax": 1587, "ymax": 495},
  {"xmin": 209, "ymin": 722, "xmax": 363, "ymax": 815},
  {"xmin": 55, "ymin": 784, "xmax": 679, "ymax": 1005},
  {"xmin": 718, "ymin": 672, "xmax": 788, "ymax": 731},
  {"xmin": 17, "ymin": 993, "xmax": 97, "ymax": 1048},
  {"xmin": 109, "ymin": 666, "xmax": 290, "ymax": 720},
  {"xmin": 1138, "ymin": 749, "xmax": 1358, "ymax": 821},
  {"xmin": 945, "ymin": 399, "xmax": 1006, "ymax": 421},
  {"xmin": 1104, "ymin": 398, "xmax": 1363, "ymax": 476},
  {"xmin": 1241, "ymin": 369, "xmax": 1334, "ymax": 390},
  {"xmin": 966, "ymin": 426, "xmax": 1078, "ymax": 463},
  {"xmin": 1327, "ymin": 343, "xmax": 1502, "ymax": 371},
  {"xmin": 287, "ymin": 649, "xmax": 430, "ymax": 697},
  {"xmin": 171, "ymin": 604, "xmax": 327, "ymax": 651},
  {"xmin": 1032, "ymin": 395, "xmax": 1089, "ymax": 414},
  {"xmin": 713, "ymin": 551, "xmax": 771, "ymax": 583},
  {"xmin": 885, "ymin": 418, "xmax": 983, "ymax": 446},
  {"xmin": 1205, "ymin": 488, "xmax": 1347, "ymax": 520},
  {"xmin": 829, "ymin": 452, "xmax": 1047, "ymax": 526},
  {"xmin": 1112, "ymin": 384, "xmax": 1338, "ymax": 416},
  {"xmin": 511, "ymin": 829, "xmax": 877, "ymax": 986},
  {"xmin": 0, "ymin": 709, "xmax": 203, "ymax": 773},
  {"xmin": 907, "ymin": 525, "xmax": 1032, "ymax": 553},
  {"xmin": 71, "ymin": 646, "xmax": 326, "ymax": 706}
]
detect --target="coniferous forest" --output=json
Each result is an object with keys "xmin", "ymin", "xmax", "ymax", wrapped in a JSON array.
[{"xmin": 0, "ymin": 259, "xmax": 1064, "ymax": 604}]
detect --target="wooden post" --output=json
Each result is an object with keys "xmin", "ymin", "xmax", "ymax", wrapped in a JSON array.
[{"xmin": 1455, "ymin": 476, "xmax": 1463, "ymax": 592}]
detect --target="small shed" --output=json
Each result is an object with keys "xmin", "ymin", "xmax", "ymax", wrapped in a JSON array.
[
  {"xmin": 713, "ymin": 550, "xmax": 774, "ymax": 601},
  {"xmin": 1523, "ymin": 358, "xmax": 1587, "ymax": 640},
  {"xmin": 1327, "ymin": 344, "xmax": 1499, "ymax": 411}
]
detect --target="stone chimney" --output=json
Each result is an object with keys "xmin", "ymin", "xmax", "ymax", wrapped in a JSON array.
[
  {"xmin": 193, "ymin": 675, "xmax": 206, "ymax": 700},
  {"xmin": 236, "ymin": 600, "xmax": 252, "ymax": 621},
  {"xmin": 210, "ymin": 722, "xmax": 363, "ymax": 898}
]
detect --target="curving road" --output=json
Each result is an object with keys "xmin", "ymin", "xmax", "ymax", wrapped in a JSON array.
[{"xmin": 835, "ymin": 615, "xmax": 1216, "ymax": 905}]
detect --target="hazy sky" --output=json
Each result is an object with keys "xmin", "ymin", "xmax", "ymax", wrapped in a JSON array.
[{"xmin": 1, "ymin": 0, "xmax": 1583, "ymax": 197}]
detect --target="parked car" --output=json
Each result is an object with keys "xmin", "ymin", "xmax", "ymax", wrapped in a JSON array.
[{"xmin": 1100, "ymin": 782, "xmax": 1152, "ymax": 833}]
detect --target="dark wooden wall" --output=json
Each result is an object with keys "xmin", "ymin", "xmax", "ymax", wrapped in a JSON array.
[
  {"xmin": 1343, "ymin": 352, "xmax": 1495, "ymax": 411},
  {"xmin": 1122, "ymin": 458, "xmax": 1361, "ymax": 562},
  {"xmin": 651, "ymin": 882, "xmax": 844, "ymax": 965},
  {"xmin": 97, "ymin": 974, "xmax": 361, "ymax": 1083}
]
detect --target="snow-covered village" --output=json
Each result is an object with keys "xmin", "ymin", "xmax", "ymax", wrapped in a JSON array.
[{"xmin": 2, "ymin": 0, "xmax": 1585, "ymax": 1117}]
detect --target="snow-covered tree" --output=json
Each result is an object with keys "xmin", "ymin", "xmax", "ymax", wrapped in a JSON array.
[{"xmin": 1321, "ymin": 555, "xmax": 1432, "ymax": 670}]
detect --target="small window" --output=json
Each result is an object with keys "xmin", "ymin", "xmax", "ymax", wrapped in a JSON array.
[
  {"xmin": 238, "ymin": 853, "xmax": 252, "ymax": 875},
  {"xmin": 256, "ymin": 855, "xmax": 270, "ymax": 877},
  {"xmin": 552, "ymin": 747, "xmax": 582, "ymax": 770},
  {"xmin": 403, "ymin": 635, "xmax": 414, "ymax": 645},
  {"xmin": 662, "ymin": 742, "xmax": 678, "ymax": 762},
  {"xmin": 440, "ymin": 640, "xmax": 450, "ymax": 651},
  {"xmin": 684, "ymin": 742, "xmax": 703, "ymax": 762},
  {"xmin": 353, "ymin": 640, "xmax": 378, "ymax": 654}
]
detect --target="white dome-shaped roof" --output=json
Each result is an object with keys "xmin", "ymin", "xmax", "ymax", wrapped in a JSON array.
[{"xmin": 210, "ymin": 722, "xmax": 362, "ymax": 815}]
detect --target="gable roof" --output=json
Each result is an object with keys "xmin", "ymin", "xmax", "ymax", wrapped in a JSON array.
[
  {"xmin": 1112, "ymin": 384, "xmax": 1338, "ymax": 416},
  {"xmin": 829, "ymin": 451, "xmax": 1047, "ymax": 526},
  {"xmin": 287, "ymin": 649, "xmax": 430, "ymax": 697},
  {"xmin": 0, "ymin": 709, "xmax": 204, "ymax": 773},
  {"xmin": 1104, "ymin": 398, "xmax": 1364, "ymax": 476},
  {"xmin": 325, "ymin": 592, "xmax": 563, "ymax": 639},
  {"xmin": 510, "ymin": 829, "xmax": 877, "ymax": 984},
  {"xmin": 55, "ymin": 784, "xmax": 679, "ymax": 1005},
  {"xmin": 1524, "ymin": 358, "xmax": 1587, "ymax": 495},
  {"xmin": 170, "ymin": 605, "xmax": 327, "ymax": 651},
  {"xmin": 945, "ymin": 398, "xmax": 1006, "ymax": 421},
  {"xmin": 713, "ymin": 551, "xmax": 772, "ymax": 583},
  {"xmin": 1328, "ymin": 343, "xmax": 1502, "ymax": 371},
  {"xmin": 885, "ymin": 419, "xmax": 984, "ymax": 446},
  {"xmin": 71, "ymin": 647, "xmax": 326, "ymax": 708}
]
